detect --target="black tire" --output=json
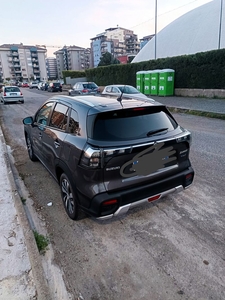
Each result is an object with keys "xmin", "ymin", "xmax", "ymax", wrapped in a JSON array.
[
  {"xmin": 60, "ymin": 173, "xmax": 78, "ymax": 220},
  {"xmin": 26, "ymin": 135, "xmax": 38, "ymax": 161}
]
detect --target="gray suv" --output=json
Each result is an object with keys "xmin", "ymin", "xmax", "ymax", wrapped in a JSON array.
[{"xmin": 23, "ymin": 94, "xmax": 194, "ymax": 220}]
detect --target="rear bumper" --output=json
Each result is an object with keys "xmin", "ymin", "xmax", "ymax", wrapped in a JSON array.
[
  {"xmin": 98, "ymin": 184, "xmax": 184, "ymax": 220},
  {"xmin": 84, "ymin": 167, "xmax": 194, "ymax": 219},
  {"xmin": 2, "ymin": 96, "xmax": 24, "ymax": 102}
]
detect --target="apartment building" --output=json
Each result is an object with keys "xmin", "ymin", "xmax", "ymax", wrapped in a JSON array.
[
  {"xmin": 46, "ymin": 57, "xmax": 57, "ymax": 80},
  {"xmin": 90, "ymin": 27, "xmax": 140, "ymax": 67},
  {"xmin": 0, "ymin": 43, "xmax": 47, "ymax": 82},
  {"xmin": 140, "ymin": 34, "xmax": 155, "ymax": 49},
  {"xmin": 54, "ymin": 46, "xmax": 91, "ymax": 79}
]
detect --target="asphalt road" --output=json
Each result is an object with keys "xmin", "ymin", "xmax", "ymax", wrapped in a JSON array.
[{"xmin": 0, "ymin": 88, "xmax": 225, "ymax": 300}]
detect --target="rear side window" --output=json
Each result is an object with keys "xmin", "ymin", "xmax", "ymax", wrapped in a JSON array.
[
  {"xmin": 68, "ymin": 109, "xmax": 80, "ymax": 135},
  {"xmin": 89, "ymin": 107, "xmax": 177, "ymax": 141},
  {"xmin": 50, "ymin": 103, "xmax": 68, "ymax": 130}
]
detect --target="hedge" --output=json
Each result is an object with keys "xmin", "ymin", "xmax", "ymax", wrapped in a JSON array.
[{"xmin": 82, "ymin": 49, "xmax": 225, "ymax": 89}]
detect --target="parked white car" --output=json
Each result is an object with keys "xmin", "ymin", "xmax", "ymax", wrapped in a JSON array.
[
  {"xmin": 1, "ymin": 86, "xmax": 24, "ymax": 104},
  {"xmin": 102, "ymin": 84, "xmax": 149, "ymax": 100},
  {"xmin": 29, "ymin": 81, "xmax": 39, "ymax": 89}
]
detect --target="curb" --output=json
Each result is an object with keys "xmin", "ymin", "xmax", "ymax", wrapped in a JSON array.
[
  {"xmin": 0, "ymin": 126, "xmax": 51, "ymax": 300},
  {"xmin": 167, "ymin": 106, "xmax": 225, "ymax": 121}
]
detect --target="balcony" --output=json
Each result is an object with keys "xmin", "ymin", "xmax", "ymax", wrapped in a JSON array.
[
  {"xmin": 12, "ymin": 59, "xmax": 20, "ymax": 63},
  {"xmin": 31, "ymin": 53, "xmax": 38, "ymax": 58},
  {"xmin": 10, "ymin": 70, "xmax": 15, "ymax": 74},
  {"xmin": 7, "ymin": 53, "xmax": 12, "ymax": 57},
  {"xmin": 12, "ymin": 52, "xmax": 19, "ymax": 57},
  {"xmin": 33, "ymin": 70, "xmax": 40, "ymax": 74}
]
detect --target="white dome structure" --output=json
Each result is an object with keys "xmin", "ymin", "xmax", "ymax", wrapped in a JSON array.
[{"xmin": 133, "ymin": 0, "xmax": 225, "ymax": 63}]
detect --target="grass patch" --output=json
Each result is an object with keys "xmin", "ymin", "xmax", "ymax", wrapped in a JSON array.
[
  {"xmin": 168, "ymin": 107, "xmax": 225, "ymax": 120},
  {"xmin": 33, "ymin": 230, "xmax": 49, "ymax": 253},
  {"xmin": 21, "ymin": 197, "xmax": 26, "ymax": 204},
  {"xmin": 19, "ymin": 173, "xmax": 25, "ymax": 180}
]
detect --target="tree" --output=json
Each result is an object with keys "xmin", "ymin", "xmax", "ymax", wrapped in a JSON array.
[{"xmin": 98, "ymin": 52, "xmax": 120, "ymax": 67}]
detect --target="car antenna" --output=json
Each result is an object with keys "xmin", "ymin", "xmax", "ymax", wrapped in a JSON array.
[{"xmin": 117, "ymin": 85, "xmax": 125, "ymax": 107}]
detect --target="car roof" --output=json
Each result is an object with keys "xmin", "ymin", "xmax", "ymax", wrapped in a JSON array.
[
  {"xmin": 49, "ymin": 94, "xmax": 162, "ymax": 114},
  {"xmin": 4, "ymin": 85, "xmax": 19, "ymax": 88},
  {"xmin": 105, "ymin": 84, "xmax": 133, "ymax": 88}
]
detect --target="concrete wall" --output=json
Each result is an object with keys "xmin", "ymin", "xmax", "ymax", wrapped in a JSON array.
[
  {"xmin": 65, "ymin": 77, "xmax": 87, "ymax": 86},
  {"xmin": 175, "ymin": 88, "xmax": 225, "ymax": 99}
]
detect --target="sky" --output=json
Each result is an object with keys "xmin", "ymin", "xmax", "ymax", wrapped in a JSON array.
[{"xmin": 0, "ymin": 0, "xmax": 212, "ymax": 57}]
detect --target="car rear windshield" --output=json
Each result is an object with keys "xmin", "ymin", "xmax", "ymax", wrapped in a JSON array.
[
  {"xmin": 5, "ymin": 87, "xmax": 20, "ymax": 93},
  {"xmin": 53, "ymin": 83, "xmax": 61, "ymax": 87},
  {"xmin": 83, "ymin": 83, "xmax": 97, "ymax": 89},
  {"xmin": 88, "ymin": 107, "xmax": 177, "ymax": 141}
]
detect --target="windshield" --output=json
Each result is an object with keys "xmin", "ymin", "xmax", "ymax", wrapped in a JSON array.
[
  {"xmin": 89, "ymin": 107, "xmax": 177, "ymax": 141},
  {"xmin": 118, "ymin": 86, "xmax": 140, "ymax": 94}
]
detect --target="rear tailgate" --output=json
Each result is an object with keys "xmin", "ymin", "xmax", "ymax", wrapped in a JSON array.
[{"xmin": 102, "ymin": 136, "xmax": 191, "ymax": 192}]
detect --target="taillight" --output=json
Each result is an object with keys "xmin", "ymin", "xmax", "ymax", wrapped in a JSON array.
[
  {"xmin": 80, "ymin": 147, "xmax": 101, "ymax": 168},
  {"xmin": 80, "ymin": 146, "xmax": 127, "ymax": 169},
  {"xmin": 4, "ymin": 92, "xmax": 6, "ymax": 96},
  {"xmin": 20, "ymin": 92, "xmax": 23, "ymax": 95},
  {"xmin": 185, "ymin": 173, "xmax": 194, "ymax": 187},
  {"xmin": 102, "ymin": 199, "xmax": 118, "ymax": 206}
]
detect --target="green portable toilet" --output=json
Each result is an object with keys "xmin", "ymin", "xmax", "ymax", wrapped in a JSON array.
[
  {"xmin": 136, "ymin": 71, "xmax": 146, "ymax": 93},
  {"xmin": 150, "ymin": 70, "xmax": 161, "ymax": 95},
  {"xmin": 144, "ymin": 71, "xmax": 152, "ymax": 95},
  {"xmin": 158, "ymin": 69, "xmax": 175, "ymax": 96}
]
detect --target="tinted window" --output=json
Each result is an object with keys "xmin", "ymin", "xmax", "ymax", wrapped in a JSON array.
[
  {"xmin": 35, "ymin": 102, "xmax": 54, "ymax": 125},
  {"xmin": 83, "ymin": 83, "xmax": 97, "ymax": 89},
  {"xmin": 50, "ymin": 103, "xmax": 68, "ymax": 130},
  {"xmin": 90, "ymin": 107, "xmax": 177, "ymax": 141},
  {"xmin": 68, "ymin": 109, "xmax": 80, "ymax": 135},
  {"xmin": 53, "ymin": 83, "xmax": 61, "ymax": 87}
]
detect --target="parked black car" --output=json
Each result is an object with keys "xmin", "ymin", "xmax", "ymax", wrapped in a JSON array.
[
  {"xmin": 22, "ymin": 94, "xmax": 194, "ymax": 220},
  {"xmin": 48, "ymin": 82, "xmax": 62, "ymax": 92},
  {"xmin": 68, "ymin": 82, "xmax": 100, "ymax": 96}
]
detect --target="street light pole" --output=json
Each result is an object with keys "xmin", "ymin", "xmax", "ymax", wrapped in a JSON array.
[
  {"xmin": 155, "ymin": 0, "xmax": 157, "ymax": 59},
  {"xmin": 218, "ymin": 0, "xmax": 223, "ymax": 49}
]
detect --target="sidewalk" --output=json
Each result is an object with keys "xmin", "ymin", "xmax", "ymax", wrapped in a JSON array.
[
  {"xmin": 150, "ymin": 95, "xmax": 225, "ymax": 115},
  {"xmin": 0, "ymin": 95, "xmax": 224, "ymax": 300},
  {"xmin": 0, "ymin": 127, "xmax": 50, "ymax": 300}
]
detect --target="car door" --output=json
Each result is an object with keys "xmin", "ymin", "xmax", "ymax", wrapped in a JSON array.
[
  {"xmin": 41, "ymin": 102, "xmax": 69, "ymax": 177},
  {"xmin": 111, "ymin": 86, "xmax": 120, "ymax": 97},
  {"xmin": 31, "ymin": 101, "xmax": 55, "ymax": 162}
]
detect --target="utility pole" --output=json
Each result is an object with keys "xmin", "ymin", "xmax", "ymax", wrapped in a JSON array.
[
  {"xmin": 155, "ymin": 0, "xmax": 157, "ymax": 59},
  {"xmin": 218, "ymin": 0, "xmax": 223, "ymax": 49}
]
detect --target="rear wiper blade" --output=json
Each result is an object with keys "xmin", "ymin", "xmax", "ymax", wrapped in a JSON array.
[{"xmin": 147, "ymin": 128, "xmax": 168, "ymax": 137}]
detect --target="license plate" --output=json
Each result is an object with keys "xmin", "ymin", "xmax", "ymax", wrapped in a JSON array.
[{"xmin": 10, "ymin": 93, "xmax": 17, "ymax": 95}]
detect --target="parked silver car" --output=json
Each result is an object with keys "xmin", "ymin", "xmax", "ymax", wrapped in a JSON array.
[
  {"xmin": 102, "ymin": 84, "xmax": 149, "ymax": 100},
  {"xmin": 68, "ymin": 82, "xmax": 100, "ymax": 96},
  {"xmin": 1, "ymin": 86, "xmax": 24, "ymax": 104}
]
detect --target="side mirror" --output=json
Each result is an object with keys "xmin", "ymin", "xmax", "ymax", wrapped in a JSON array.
[{"xmin": 23, "ymin": 116, "xmax": 33, "ymax": 125}]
